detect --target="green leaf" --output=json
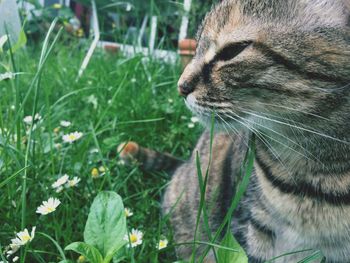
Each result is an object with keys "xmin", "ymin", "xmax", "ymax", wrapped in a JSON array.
[
  {"xmin": 217, "ymin": 232, "xmax": 248, "ymax": 263},
  {"xmin": 84, "ymin": 191, "xmax": 127, "ymax": 260},
  {"xmin": 65, "ymin": 242, "xmax": 103, "ymax": 263},
  {"xmin": 10, "ymin": 25, "xmax": 27, "ymax": 53}
]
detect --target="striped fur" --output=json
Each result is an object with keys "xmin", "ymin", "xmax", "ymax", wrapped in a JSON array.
[{"xmin": 119, "ymin": 0, "xmax": 350, "ymax": 262}]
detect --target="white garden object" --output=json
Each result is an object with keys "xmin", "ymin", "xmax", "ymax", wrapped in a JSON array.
[
  {"xmin": 0, "ymin": 0, "xmax": 21, "ymax": 44},
  {"xmin": 77, "ymin": 0, "xmax": 100, "ymax": 80},
  {"xmin": 179, "ymin": 0, "xmax": 192, "ymax": 40}
]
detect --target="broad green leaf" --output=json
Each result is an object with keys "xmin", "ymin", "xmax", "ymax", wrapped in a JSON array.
[
  {"xmin": 84, "ymin": 191, "xmax": 127, "ymax": 260},
  {"xmin": 217, "ymin": 232, "xmax": 248, "ymax": 263},
  {"xmin": 0, "ymin": 35, "xmax": 8, "ymax": 52},
  {"xmin": 65, "ymin": 242, "xmax": 103, "ymax": 263},
  {"xmin": 10, "ymin": 25, "xmax": 27, "ymax": 53}
]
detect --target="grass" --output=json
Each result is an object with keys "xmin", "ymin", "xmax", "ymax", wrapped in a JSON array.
[
  {"xmin": 0, "ymin": 30, "xmax": 202, "ymax": 262},
  {"xmin": 0, "ymin": 27, "xmax": 326, "ymax": 263}
]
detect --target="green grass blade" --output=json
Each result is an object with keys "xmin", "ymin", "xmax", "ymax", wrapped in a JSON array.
[
  {"xmin": 0, "ymin": 166, "xmax": 29, "ymax": 189},
  {"xmin": 37, "ymin": 232, "xmax": 67, "ymax": 261}
]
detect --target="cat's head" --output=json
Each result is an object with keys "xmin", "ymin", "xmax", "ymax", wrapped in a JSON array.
[{"xmin": 179, "ymin": 0, "xmax": 350, "ymax": 131}]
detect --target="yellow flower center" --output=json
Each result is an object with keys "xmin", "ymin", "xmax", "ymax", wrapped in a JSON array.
[
  {"xmin": 68, "ymin": 134, "xmax": 76, "ymax": 140},
  {"xmin": 91, "ymin": 168, "xmax": 99, "ymax": 178},
  {"xmin": 22, "ymin": 234, "xmax": 31, "ymax": 242},
  {"xmin": 47, "ymin": 207, "xmax": 55, "ymax": 212},
  {"xmin": 130, "ymin": 234, "xmax": 138, "ymax": 243}
]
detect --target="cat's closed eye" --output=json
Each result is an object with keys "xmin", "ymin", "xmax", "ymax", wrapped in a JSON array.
[{"xmin": 214, "ymin": 41, "xmax": 253, "ymax": 62}]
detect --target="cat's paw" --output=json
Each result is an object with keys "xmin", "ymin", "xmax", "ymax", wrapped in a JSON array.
[{"xmin": 117, "ymin": 141, "xmax": 140, "ymax": 165}]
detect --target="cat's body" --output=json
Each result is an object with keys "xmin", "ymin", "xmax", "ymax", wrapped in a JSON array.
[{"xmin": 119, "ymin": 0, "xmax": 350, "ymax": 262}]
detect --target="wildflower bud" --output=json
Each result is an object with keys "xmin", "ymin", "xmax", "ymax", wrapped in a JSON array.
[
  {"xmin": 91, "ymin": 168, "xmax": 99, "ymax": 178},
  {"xmin": 77, "ymin": 255, "xmax": 86, "ymax": 263}
]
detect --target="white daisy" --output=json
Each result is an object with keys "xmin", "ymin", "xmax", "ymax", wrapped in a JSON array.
[
  {"xmin": 23, "ymin": 116, "xmax": 33, "ymax": 125},
  {"xmin": 36, "ymin": 198, "xmax": 61, "ymax": 215},
  {"xmin": 62, "ymin": 131, "xmax": 83, "ymax": 143},
  {"xmin": 55, "ymin": 186, "xmax": 64, "ymax": 193},
  {"xmin": 124, "ymin": 229, "xmax": 143, "ymax": 248},
  {"xmin": 12, "ymin": 256, "xmax": 19, "ymax": 262},
  {"xmin": 54, "ymin": 143, "xmax": 62, "ymax": 150},
  {"xmin": 188, "ymin": 123, "xmax": 195, "ymax": 129},
  {"xmin": 0, "ymin": 72, "xmax": 15, "ymax": 81},
  {"xmin": 191, "ymin": 116, "xmax": 200, "ymax": 123},
  {"xmin": 124, "ymin": 208, "xmax": 133, "ymax": 218},
  {"xmin": 67, "ymin": 177, "xmax": 81, "ymax": 187},
  {"xmin": 98, "ymin": 166, "xmax": 106, "ymax": 173},
  {"xmin": 7, "ymin": 227, "xmax": 36, "ymax": 257},
  {"xmin": 87, "ymin": 95, "xmax": 98, "ymax": 109},
  {"xmin": 60, "ymin": 120, "xmax": 71, "ymax": 127},
  {"xmin": 158, "ymin": 238, "xmax": 168, "ymax": 250},
  {"xmin": 13, "ymin": 227, "xmax": 36, "ymax": 245},
  {"xmin": 6, "ymin": 240, "xmax": 21, "ymax": 256},
  {"xmin": 52, "ymin": 174, "xmax": 69, "ymax": 189},
  {"xmin": 89, "ymin": 148, "xmax": 99, "ymax": 154},
  {"xmin": 23, "ymin": 113, "xmax": 41, "ymax": 125}
]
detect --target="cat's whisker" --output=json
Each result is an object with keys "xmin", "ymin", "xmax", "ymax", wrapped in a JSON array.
[
  {"xmin": 223, "ymin": 112, "xmax": 299, "ymax": 182},
  {"xmin": 232, "ymin": 113, "xmax": 313, "ymax": 161},
  {"xmin": 240, "ymin": 115, "xmax": 334, "ymax": 175},
  {"xmin": 255, "ymin": 102, "xmax": 330, "ymax": 121},
  {"xmin": 242, "ymin": 110, "xmax": 350, "ymax": 145},
  {"xmin": 243, "ymin": 109, "xmax": 321, "ymax": 132},
  {"xmin": 216, "ymin": 113, "xmax": 250, "ymax": 150}
]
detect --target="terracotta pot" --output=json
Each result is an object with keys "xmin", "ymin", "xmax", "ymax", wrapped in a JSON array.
[
  {"xmin": 178, "ymin": 39, "xmax": 197, "ymax": 70},
  {"xmin": 104, "ymin": 44, "xmax": 119, "ymax": 54}
]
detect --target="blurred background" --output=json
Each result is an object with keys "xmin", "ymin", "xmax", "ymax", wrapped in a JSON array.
[{"xmin": 3, "ymin": 0, "xmax": 219, "ymax": 50}]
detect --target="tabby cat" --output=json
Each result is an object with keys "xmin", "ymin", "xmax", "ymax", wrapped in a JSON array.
[{"xmin": 119, "ymin": 0, "xmax": 350, "ymax": 262}]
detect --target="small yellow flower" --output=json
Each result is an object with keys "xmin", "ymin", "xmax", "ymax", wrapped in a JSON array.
[
  {"xmin": 53, "ymin": 127, "xmax": 60, "ymax": 133},
  {"xmin": 124, "ymin": 208, "xmax": 133, "ymax": 217},
  {"xmin": 76, "ymin": 28, "xmax": 84, "ymax": 38},
  {"xmin": 53, "ymin": 3, "xmax": 62, "ymax": 9},
  {"xmin": 77, "ymin": 255, "xmax": 86, "ymax": 263},
  {"xmin": 158, "ymin": 238, "xmax": 168, "ymax": 250},
  {"xmin": 91, "ymin": 168, "xmax": 99, "ymax": 178}
]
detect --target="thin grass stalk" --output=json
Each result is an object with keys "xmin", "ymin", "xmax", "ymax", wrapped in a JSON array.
[
  {"xmin": 4, "ymin": 24, "xmax": 22, "ymax": 156},
  {"xmin": 199, "ymin": 134, "xmax": 255, "ymax": 261},
  {"xmin": 191, "ymin": 113, "xmax": 218, "ymax": 262},
  {"xmin": 20, "ymin": 20, "xmax": 62, "ymax": 263}
]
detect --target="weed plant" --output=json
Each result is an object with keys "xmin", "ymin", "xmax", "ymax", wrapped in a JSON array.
[{"xmin": 0, "ymin": 27, "xmax": 201, "ymax": 262}]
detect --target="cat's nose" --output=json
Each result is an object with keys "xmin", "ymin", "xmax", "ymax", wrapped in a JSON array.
[{"xmin": 178, "ymin": 81, "xmax": 194, "ymax": 97}]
